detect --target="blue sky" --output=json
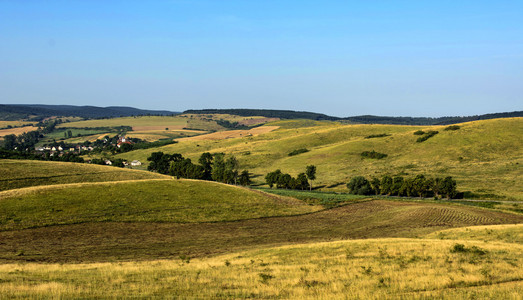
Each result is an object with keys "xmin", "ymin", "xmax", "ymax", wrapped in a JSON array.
[{"xmin": 1, "ymin": 1, "xmax": 522, "ymax": 117}]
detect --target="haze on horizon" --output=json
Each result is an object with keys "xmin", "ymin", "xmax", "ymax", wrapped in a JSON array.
[{"xmin": 1, "ymin": 1, "xmax": 522, "ymax": 118}]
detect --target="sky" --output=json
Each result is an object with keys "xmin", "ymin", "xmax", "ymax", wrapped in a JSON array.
[{"xmin": 1, "ymin": 1, "xmax": 522, "ymax": 117}]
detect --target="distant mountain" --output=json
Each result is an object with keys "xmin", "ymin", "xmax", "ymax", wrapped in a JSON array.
[
  {"xmin": 0, "ymin": 104, "xmax": 180, "ymax": 121},
  {"xmin": 185, "ymin": 109, "xmax": 523, "ymax": 125}
]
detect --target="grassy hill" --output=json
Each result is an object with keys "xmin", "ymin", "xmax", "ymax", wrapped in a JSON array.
[
  {"xmin": 0, "ymin": 160, "xmax": 168, "ymax": 191},
  {"xmin": 0, "ymin": 179, "xmax": 320, "ymax": 231},
  {"xmin": 1, "ymin": 224, "xmax": 521, "ymax": 299},
  {"xmin": 114, "ymin": 117, "xmax": 523, "ymax": 200}
]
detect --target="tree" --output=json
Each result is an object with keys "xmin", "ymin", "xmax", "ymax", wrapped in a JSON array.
[
  {"xmin": 198, "ymin": 152, "xmax": 213, "ymax": 180},
  {"xmin": 370, "ymin": 177, "xmax": 381, "ymax": 195},
  {"xmin": 296, "ymin": 173, "xmax": 310, "ymax": 190},
  {"xmin": 211, "ymin": 153, "xmax": 226, "ymax": 182},
  {"xmin": 265, "ymin": 169, "xmax": 281, "ymax": 188},
  {"xmin": 412, "ymin": 174, "xmax": 429, "ymax": 198},
  {"xmin": 2, "ymin": 134, "xmax": 17, "ymax": 150},
  {"xmin": 380, "ymin": 175, "xmax": 393, "ymax": 195},
  {"xmin": 441, "ymin": 176, "xmax": 457, "ymax": 199},
  {"xmin": 391, "ymin": 176, "xmax": 404, "ymax": 196},
  {"xmin": 347, "ymin": 176, "xmax": 372, "ymax": 195},
  {"xmin": 239, "ymin": 170, "xmax": 251, "ymax": 186},
  {"xmin": 306, "ymin": 165, "xmax": 317, "ymax": 191}
]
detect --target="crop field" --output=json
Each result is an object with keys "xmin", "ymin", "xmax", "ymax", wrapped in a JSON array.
[
  {"xmin": 0, "ymin": 120, "xmax": 34, "ymax": 129},
  {"xmin": 0, "ymin": 126, "xmax": 39, "ymax": 138},
  {"xmin": 0, "ymin": 160, "xmax": 167, "ymax": 191},
  {"xmin": 115, "ymin": 117, "xmax": 523, "ymax": 200},
  {"xmin": 1, "ymin": 225, "xmax": 522, "ymax": 299}
]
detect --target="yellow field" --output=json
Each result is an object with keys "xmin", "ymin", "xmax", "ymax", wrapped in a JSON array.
[
  {"xmin": 0, "ymin": 120, "xmax": 34, "ymax": 129},
  {"xmin": 0, "ymin": 126, "xmax": 39, "ymax": 138},
  {"xmin": 1, "ymin": 225, "xmax": 521, "ymax": 299}
]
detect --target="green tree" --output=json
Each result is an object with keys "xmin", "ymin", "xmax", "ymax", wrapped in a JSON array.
[
  {"xmin": 391, "ymin": 176, "xmax": 404, "ymax": 196},
  {"xmin": 306, "ymin": 165, "xmax": 317, "ymax": 191},
  {"xmin": 239, "ymin": 170, "xmax": 251, "ymax": 186},
  {"xmin": 198, "ymin": 152, "xmax": 214, "ymax": 180},
  {"xmin": 2, "ymin": 134, "xmax": 17, "ymax": 150},
  {"xmin": 296, "ymin": 173, "xmax": 310, "ymax": 190},
  {"xmin": 380, "ymin": 175, "xmax": 393, "ymax": 195},
  {"xmin": 347, "ymin": 176, "xmax": 372, "ymax": 195},
  {"xmin": 265, "ymin": 169, "xmax": 281, "ymax": 188},
  {"xmin": 441, "ymin": 176, "xmax": 457, "ymax": 199},
  {"xmin": 413, "ymin": 174, "xmax": 429, "ymax": 198},
  {"xmin": 370, "ymin": 177, "xmax": 381, "ymax": 195}
]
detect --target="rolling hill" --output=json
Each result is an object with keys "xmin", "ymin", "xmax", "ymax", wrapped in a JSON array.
[{"xmin": 114, "ymin": 117, "xmax": 523, "ymax": 200}]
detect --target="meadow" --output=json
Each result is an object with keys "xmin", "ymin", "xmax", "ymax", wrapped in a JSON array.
[
  {"xmin": 0, "ymin": 160, "xmax": 168, "ymax": 191},
  {"xmin": 114, "ymin": 117, "xmax": 523, "ymax": 200},
  {"xmin": 1, "ymin": 225, "xmax": 521, "ymax": 299}
]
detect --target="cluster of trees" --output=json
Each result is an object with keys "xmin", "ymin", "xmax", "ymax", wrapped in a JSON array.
[
  {"xmin": 265, "ymin": 165, "xmax": 316, "ymax": 190},
  {"xmin": 147, "ymin": 151, "xmax": 251, "ymax": 186},
  {"xmin": 0, "ymin": 149, "xmax": 84, "ymax": 163},
  {"xmin": 346, "ymin": 174, "xmax": 457, "ymax": 199}
]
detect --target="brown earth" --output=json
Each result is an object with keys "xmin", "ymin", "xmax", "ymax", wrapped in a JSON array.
[{"xmin": 1, "ymin": 200, "xmax": 520, "ymax": 263}]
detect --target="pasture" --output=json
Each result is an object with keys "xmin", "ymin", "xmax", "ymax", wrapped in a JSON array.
[
  {"xmin": 0, "ymin": 160, "xmax": 167, "ymax": 191},
  {"xmin": 1, "ymin": 225, "xmax": 521, "ymax": 299},
  {"xmin": 114, "ymin": 117, "xmax": 523, "ymax": 200}
]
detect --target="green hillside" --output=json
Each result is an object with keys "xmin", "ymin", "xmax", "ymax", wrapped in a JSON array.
[
  {"xmin": 0, "ymin": 179, "xmax": 320, "ymax": 231},
  {"xmin": 0, "ymin": 160, "xmax": 168, "ymax": 191},
  {"xmin": 114, "ymin": 117, "xmax": 523, "ymax": 200}
]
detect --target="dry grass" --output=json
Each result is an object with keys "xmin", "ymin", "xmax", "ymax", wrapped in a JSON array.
[
  {"xmin": 1, "ymin": 233, "xmax": 521, "ymax": 299},
  {"xmin": 178, "ymin": 125, "xmax": 279, "ymax": 141}
]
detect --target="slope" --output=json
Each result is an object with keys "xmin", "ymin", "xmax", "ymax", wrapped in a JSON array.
[{"xmin": 115, "ymin": 117, "xmax": 523, "ymax": 200}]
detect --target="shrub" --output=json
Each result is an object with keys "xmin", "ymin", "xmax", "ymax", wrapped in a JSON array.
[
  {"xmin": 416, "ymin": 131, "xmax": 439, "ymax": 143},
  {"xmin": 413, "ymin": 130, "xmax": 425, "ymax": 135},
  {"xmin": 444, "ymin": 125, "xmax": 460, "ymax": 131},
  {"xmin": 365, "ymin": 133, "xmax": 390, "ymax": 139},
  {"xmin": 288, "ymin": 148, "xmax": 309, "ymax": 156},
  {"xmin": 361, "ymin": 150, "xmax": 388, "ymax": 159}
]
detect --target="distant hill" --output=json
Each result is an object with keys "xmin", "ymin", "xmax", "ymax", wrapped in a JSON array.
[
  {"xmin": 183, "ymin": 109, "xmax": 339, "ymax": 121},
  {"xmin": 0, "ymin": 104, "xmax": 180, "ymax": 121},
  {"xmin": 185, "ymin": 109, "xmax": 522, "ymax": 125}
]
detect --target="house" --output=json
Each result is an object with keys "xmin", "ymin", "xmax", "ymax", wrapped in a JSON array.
[
  {"xmin": 57, "ymin": 146, "xmax": 63, "ymax": 151},
  {"xmin": 105, "ymin": 160, "xmax": 112, "ymax": 165},
  {"xmin": 130, "ymin": 160, "xmax": 142, "ymax": 166}
]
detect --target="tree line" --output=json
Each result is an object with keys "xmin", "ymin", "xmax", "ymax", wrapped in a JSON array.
[
  {"xmin": 346, "ymin": 174, "xmax": 457, "ymax": 199},
  {"xmin": 265, "ymin": 165, "xmax": 316, "ymax": 191},
  {"xmin": 147, "ymin": 152, "xmax": 251, "ymax": 186}
]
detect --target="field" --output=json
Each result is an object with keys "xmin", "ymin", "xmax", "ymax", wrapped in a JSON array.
[
  {"xmin": 0, "ymin": 160, "xmax": 168, "ymax": 191},
  {"xmin": 0, "ymin": 126, "xmax": 39, "ymax": 139},
  {"xmin": 1, "ymin": 225, "xmax": 521, "ymax": 299},
  {"xmin": 114, "ymin": 117, "xmax": 523, "ymax": 200},
  {"xmin": 1, "ymin": 116, "xmax": 522, "ymax": 298}
]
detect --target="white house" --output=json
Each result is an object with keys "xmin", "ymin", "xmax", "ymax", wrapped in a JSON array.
[{"xmin": 130, "ymin": 160, "xmax": 142, "ymax": 166}]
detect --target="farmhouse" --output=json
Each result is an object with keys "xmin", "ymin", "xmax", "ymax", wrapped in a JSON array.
[{"xmin": 130, "ymin": 160, "xmax": 142, "ymax": 166}]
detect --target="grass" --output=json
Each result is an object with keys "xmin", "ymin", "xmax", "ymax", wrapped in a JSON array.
[
  {"xmin": 114, "ymin": 117, "xmax": 523, "ymax": 200},
  {"xmin": 255, "ymin": 187, "xmax": 368, "ymax": 208},
  {"xmin": 0, "ymin": 159, "xmax": 168, "ymax": 191},
  {"xmin": 425, "ymin": 224, "xmax": 523, "ymax": 244},
  {"xmin": 1, "ymin": 198, "xmax": 520, "ymax": 263},
  {"xmin": 1, "ymin": 232, "xmax": 521, "ymax": 299},
  {"xmin": 0, "ymin": 179, "xmax": 320, "ymax": 231}
]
